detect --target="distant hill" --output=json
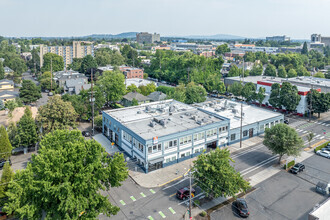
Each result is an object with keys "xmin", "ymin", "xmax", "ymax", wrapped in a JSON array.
[
  {"xmin": 84, "ymin": 32, "xmax": 138, "ymax": 39},
  {"xmin": 180, "ymin": 34, "xmax": 245, "ymax": 40}
]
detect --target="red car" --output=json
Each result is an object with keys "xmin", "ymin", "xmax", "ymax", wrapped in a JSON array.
[{"xmin": 176, "ymin": 187, "xmax": 195, "ymax": 200}]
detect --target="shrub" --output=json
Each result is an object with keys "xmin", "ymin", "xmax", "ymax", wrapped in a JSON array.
[
  {"xmin": 200, "ymin": 211, "xmax": 207, "ymax": 217},
  {"xmin": 193, "ymin": 199, "xmax": 200, "ymax": 207},
  {"xmin": 284, "ymin": 160, "xmax": 295, "ymax": 169},
  {"xmin": 314, "ymin": 141, "xmax": 330, "ymax": 153}
]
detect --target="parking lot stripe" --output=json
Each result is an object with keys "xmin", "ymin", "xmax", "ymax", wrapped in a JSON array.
[
  {"xmin": 140, "ymin": 192, "xmax": 146, "ymax": 198},
  {"xmin": 147, "ymin": 216, "xmax": 154, "ymax": 220},
  {"xmin": 119, "ymin": 200, "xmax": 126, "ymax": 205},
  {"xmin": 169, "ymin": 207, "xmax": 176, "ymax": 214},
  {"xmin": 150, "ymin": 189, "xmax": 156, "ymax": 194},
  {"xmin": 130, "ymin": 196, "xmax": 136, "ymax": 202},
  {"xmin": 159, "ymin": 211, "xmax": 166, "ymax": 218}
]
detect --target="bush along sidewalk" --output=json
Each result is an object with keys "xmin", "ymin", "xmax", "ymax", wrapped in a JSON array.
[{"xmin": 314, "ymin": 141, "xmax": 330, "ymax": 153}]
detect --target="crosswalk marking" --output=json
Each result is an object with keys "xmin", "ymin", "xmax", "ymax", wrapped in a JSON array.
[
  {"xmin": 150, "ymin": 189, "xmax": 156, "ymax": 194},
  {"xmin": 140, "ymin": 192, "xmax": 146, "ymax": 198},
  {"xmin": 119, "ymin": 200, "xmax": 126, "ymax": 206},
  {"xmin": 159, "ymin": 211, "xmax": 166, "ymax": 218},
  {"xmin": 169, "ymin": 207, "xmax": 176, "ymax": 214},
  {"xmin": 130, "ymin": 196, "xmax": 136, "ymax": 201},
  {"xmin": 302, "ymin": 130, "xmax": 307, "ymax": 133},
  {"xmin": 147, "ymin": 216, "xmax": 154, "ymax": 220}
]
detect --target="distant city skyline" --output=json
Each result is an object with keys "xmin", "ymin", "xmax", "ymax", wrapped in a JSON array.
[{"xmin": 1, "ymin": 0, "xmax": 330, "ymax": 39}]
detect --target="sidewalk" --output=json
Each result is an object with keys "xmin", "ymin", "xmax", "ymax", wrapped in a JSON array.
[{"xmin": 129, "ymin": 135, "xmax": 265, "ymax": 188}]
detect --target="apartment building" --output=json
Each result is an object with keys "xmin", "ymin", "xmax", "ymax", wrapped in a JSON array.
[
  {"xmin": 266, "ymin": 35, "xmax": 290, "ymax": 42},
  {"xmin": 123, "ymin": 68, "xmax": 144, "ymax": 79},
  {"xmin": 39, "ymin": 41, "xmax": 94, "ymax": 67},
  {"xmin": 311, "ymin": 34, "xmax": 330, "ymax": 47},
  {"xmin": 136, "ymin": 32, "xmax": 160, "ymax": 44}
]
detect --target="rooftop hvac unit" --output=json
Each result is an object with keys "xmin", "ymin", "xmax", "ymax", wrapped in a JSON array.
[
  {"xmin": 196, "ymin": 120, "xmax": 203, "ymax": 125},
  {"xmin": 137, "ymin": 111, "xmax": 141, "ymax": 114},
  {"xmin": 160, "ymin": 119, "xmax": 167, "ymax": 126},
  {"xmin": 149, "ymin": 121, "xmax": 155, "ymax": 127},
  {"xmin": 185, "ymin": 112, "xmax": 191, "ymax": 116},
  {"xmin": 180, "ymin": 115, "xmax": 184, "ymax": 118},
  {"xmin": 169, "ymin": 105, "xmax": 176, "ymax": 112}
]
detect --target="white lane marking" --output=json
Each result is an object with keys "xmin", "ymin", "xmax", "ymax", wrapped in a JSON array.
[
  {"xmin": 240, "ymin": 155, "xmax": 278, "ymax": 176},
  {"xmin": 315, "ymin": 134, "xmax": 321, "ymax": 138},
  {"xmin": 319, "ymin": 136, "xmax": 325, "ymax": 139},
  {"xmin": 231, "ymin": 145, "xmax": 265, "ymax": 159},
  {"xmin": 302, "ymin": 130, "xmax": 307, "ymax": 134},
  {"xmin": 163, "ymin": 178, "xmax": 188, "ymax": 190},
  {"xmin": 241, "ymin": 156, "xmax": 279, "ymax": 176}
]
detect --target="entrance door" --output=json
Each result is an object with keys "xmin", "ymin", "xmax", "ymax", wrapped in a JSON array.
[
  {"xmin": 206, "ymin": 141, "xmax": 217, "ymax": 152},
  {"xmin": 249, "ymin": 128, "xmax": 253, "ymax": 138}
]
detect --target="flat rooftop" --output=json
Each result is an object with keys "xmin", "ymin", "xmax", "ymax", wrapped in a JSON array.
[
  {"xmin": 104, "ymin": 100, "xmax": 225, "ymax": 140},
  {"xmin": 194, "ymin": 99, "xmax": 283, "ymax": 129},
  {"xmin": 125, "ymin": 78, "xmax": 157, "ymax": 88},
  {"xmin": 226, "ymin": 76, "xmax": 283, "ymax": 84},
  {"xmin": 309, "ymin": 197, "xmax": 330, "ymax": 220},
  {"xmin": 287, "ymin": 76, "xmax": 330, "ymax": 88}
]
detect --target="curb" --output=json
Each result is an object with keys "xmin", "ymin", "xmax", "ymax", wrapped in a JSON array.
[{"xmin": 304, "ymin": 139, "xmax": 327, "ymax": 151}]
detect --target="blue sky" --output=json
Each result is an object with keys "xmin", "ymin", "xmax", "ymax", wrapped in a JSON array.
[{"xmin": 1, "ymin": 0, "xmax": 329, "ymax": 39}]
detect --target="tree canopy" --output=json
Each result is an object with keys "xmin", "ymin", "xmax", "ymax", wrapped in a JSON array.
[
  {"xmin": 263, "ymin": 123, "xmax": 304, "ymax": 163},
  {"xmin": 16, "ymin": 107, "xmax": 38, "ymax": 148},
  {"xmin": 41, "ymin": 53, "xmax": 64, "ymax": 73},
  {"xmin": 3, "ymin": 129, "xmax": 128, "ymax": 219},
  {"xmin": 215, "ymin": 44, "xmax": 231, "ymax": 55},
  {"xmin": 264, "ymin": 64, "xmax": 277, "ymax": 77},
  {"xmin": 241, "ymin": 82, "xmax": 256, "ymax": 102},
  {"xmin": 280, "ymin": 82, "xmax": 301, "ymax": 112},
  {"xmin": 19, "ymin": 80, "xmax": 41, "ymax": 104},
  {"xmin": 37, "ymin": 95, "xmax": 78, "ymax": 133},
  {"xmin": 193, "ymin": 148, "xmax": 250, "ymax": 198},
  {"xmin": 0, "ymin": 125, "xmax": 12, "ymax": 160},
  {"xmin": 79, "ymin": 55, "xmax": 98, "ymax": 74}
]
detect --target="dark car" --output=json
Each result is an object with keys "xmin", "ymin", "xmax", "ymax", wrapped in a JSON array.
[
  {"xmin": 284, "ymin": 119, "xmax": 289, "ymax": 124},
  {"xmin": 0, "ymin": 159, "xmax": 12, "ymax": 170},
  {"xmin": 82, "ymin": 131, "xmax": 91, "ymax": 137},
  {"xmin": 224, "ymin": 92, "xmax": 232, "ymax": 96},
  {"xmin": 289, "ymin": 163, "xmax": 305, "ymax": 174},
  {"xmin": 176, "ymin": 187, "xmax": 195, "ymax": 200},
  {"xmin": 234, "ymin": 198, "xmax": 249, "ymax": 217},
  {"xmin": 12, "ymin": 146, "xmax": 25, "ymax": 155}
]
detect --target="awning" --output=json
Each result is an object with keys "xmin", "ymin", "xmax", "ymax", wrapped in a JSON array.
[{"xmin": 148, "ymin": 157, "xmax": 164, "ymax": 164}]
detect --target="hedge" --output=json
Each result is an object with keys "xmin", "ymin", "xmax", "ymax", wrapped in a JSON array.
[
  {"xmin": 284, "ymin": 160, "xmax": 295, "ymax": 169},
  {"xmin": 314, "ymin": 141, "xmax": 330, "ymax": 153}
]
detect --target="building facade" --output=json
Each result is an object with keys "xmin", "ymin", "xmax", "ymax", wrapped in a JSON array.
[
  {"xmin": 136, "ymin": 32, "xmax": 160, "ymax": 44},
  {"xmin": 102, "ymin": 100, "xmax": 230, "ymax": 172},
  {"xmin": 123, "ymin": 68, "xmax": 144, "ymax": 79},
  {"xmin": 39, "ymin": 41, "xmax": 94, "ymax": 67},
  {"xmin": 311, "ymin": 34, "xmax": 330, "ymax": 47},
  {"xmin": 266, "ymin": 35, "xmax": 290, "ymax": 42}
]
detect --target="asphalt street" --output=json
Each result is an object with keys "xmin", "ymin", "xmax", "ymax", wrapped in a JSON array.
[{"xmin": 100, "ymin": 115, "xmax": 330, "ymax": 220}]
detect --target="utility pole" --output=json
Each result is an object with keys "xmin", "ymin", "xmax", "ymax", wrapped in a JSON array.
[
  {"xmin": 189, "ymin": 166, "xmax": 192, "ymax": 220},
  {"xmin": 34, "ymin": 62, "xmax": 36, "ymax": 77},
  {"xmin": 309, "ymin": 83, "xmax": 313, "ymax": 122},
  {"xmin": 91, "ymin": 68, "xmax": 95, "ymax": 136},
  {"xmin": 50, "ymin": 57, "xmax": 53, "ymax": 92},
  {"xmin": 187, "ymin": 67, "xmax": 190, "ymax": 83},
  {"xmin": 240, "ymin": 59, "xmax": 244, "ymax": 149}
]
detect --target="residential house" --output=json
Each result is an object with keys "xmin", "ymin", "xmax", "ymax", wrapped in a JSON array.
[
  {"xmin": 147, "ymin": 91, "xmax": 167, "ymax": 102},
  {"xmin": 0, "ymin": 90, "xmax": 19, "ymax": 102},
  {"xmin": 4, "ymin": 67, "xmax": 14, "ymax": 76},
  {"xmin": 0, "ymin": 79, "xmax": 14, "ymax": 91},
  {"xmin": 122, "ymin": 92, "xmax": 151, "ymax": 107}
]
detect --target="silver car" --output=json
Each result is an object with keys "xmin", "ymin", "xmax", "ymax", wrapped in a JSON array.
[{"xmin": 316, "ymin": 150, "xmax": 330, "ymax": 158}]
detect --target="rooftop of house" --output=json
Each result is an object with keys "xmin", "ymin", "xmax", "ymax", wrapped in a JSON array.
[
  {"xmin": 0, "ymin": 90, "xmax": 19, "ymax": 100},
  {"xmin": 0, "ymin": 79, "xmax": 14, "ymax": 86},
  {"xmin": 74, "ymin": 84, "xmax": 91, "ymax": 95},
  {"xmin": 194, "ymin": 99, "xmax": 283, "ymax": 129},
  {"xmin": 123, "ymin": 92, "xmax": 151, "ymax": 102},
  {"xmin": 53, "ymin": 70, "xmax": 86, "ymax": 80},
  {"xmin": 125, "ymin": 78, "xmax": 156, "ymax": 88},
  {"xmin": 4, "ymin": 67, "xmax": 13, "ymax": 72},
  {"xmin": 148, "ymin": 91, "xmax": 167, "ymax": 101},
  {"xmin": 103, "ymin": 99, "xmax": 227, "ymax": 140}
]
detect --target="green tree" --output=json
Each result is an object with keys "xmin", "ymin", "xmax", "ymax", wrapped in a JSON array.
[
  {"xmin": 228, "ymin": 65, "xmax": 241, "ymax": 77},
  {"xmin": 111, "ymin": 51, "xmax": 125, "ymax": 66},
  {"xmin": 37, "ymin": 95, "xmax": 78, "ymax": 133},
  {"xmin": 215, "ymin": 44, "xmax": 231, "ymax": 56},
  {"xmin": 241, "ymin": 82, "xmax": 256, "ymax": 102},
  {"xmin": 249, "ymin": 64, "xmax": 263, "ymax": 76},
  {"xmin": 16, "ymin": 107, "xmax": 38, "ymax": 148},
  {"xmin": 0, "ymin": 126, "xmax": 12, "ymax": 160},
  {"xmin": 314, "ymin": 72, "xmax": 325, "ymax": 78},
  {"xmin": 243, "ymin": 52, "xmax": 256, "ymax": 62},
  {"xmin": 307, "ymin": 90, "xmax": 330, "ymax": 118},
  {"xmin": 68, "ymin": 58, "xmax": 83, "ymax": 71},
  {"xmin": 41, "ymin": 53, "xmax": 64, "ymax": 73},
  {"xmin": 228, "ymin": 82, "xmax": 243, "ymax": 97},
  {"xmin": 263, "ymin": 123, "xmax": 304, "ymax": 163},
  {"xmin": 0, "ymin": 162, "xmax": 14, "ymax": 202},
  {"xmin": 306, "ymin": 132, "xmax": 314, "ymax": 149},
  {"xmin": 168, "ymin": 83, "xmax": 186, "ymax": 103},
  {"xmin": 204, "ymin": 74, "xmax": 225, "ymax": 93},
  {"xmin": 132, "ymin": 98, "xmax": 139, "ymax": 106},
  {"xmin": 97, "ymin": 70, "xmax": 126, "ymax": 105},
  {"xmin": 19, "ymin": 80, "xmax": 41, "ymax": 104},
  {"xmin": 280, "ymin": 82, "xmax": 301, "ymax": 112},
  {"xmin": 80, "ymin": 55, "xmax": 98, "ymax": 74},
  {"xmin": 0, "ymin": 61, "xmax": 4, "ymax": 80},
  {"xmin": 6, "ymin": 122, "xmax": 19, "ymax": 149},
  {"xmin": 126, "ymin": 84, "xmax": 141, "ymax": 93},
  {"xmin": 185, "ymin": 82, "xmax": 207, "ymax": 104},
  {"xmin": 156, "ymin": 86, "xmax": 175, "ymax": 95},
  {"xmin": 193, "ymin": 148, "xmax": 250, "ymax": 198},
  {"xmin": 39, "ymin": 71, "xmax": 57, "ymax": 91},
  {"xmin": 301, "ymin": 42, "xmax": 308, "ymax": 55},
  {"xmin": 269, "ymin": 83, "xmax": 281, "ymax": 108},
  {"xmin": 3, "ymin": 130, "xmax": 128, "ymax": 219},
  {"xmin": 264, "ymin": 64, "xmax": 277, "ymax": 76},
  {"xmin": 255, "ymin": 87, "xmax": 266, "ymax": 106},
  {"xmin": 121, "ymin": 45, "xmax": 141, "ymax": 67},
  {"xmin": 287, "ymin": 69, "xmax": 297, "ymax": 78},
  {"xmin": 277, "ymin": 66, "xmax": 287, "ymax": 78},
  {"xmin": 296, "ymin": 65, "xmax": 310, "ymax": 76},
  {"xmin": 95, "ymin": 50, "xmax": 112, "ymax": 66},
  {"xmin": 8, "ymin": 57, "xmax": 27, "ymax": 76}
]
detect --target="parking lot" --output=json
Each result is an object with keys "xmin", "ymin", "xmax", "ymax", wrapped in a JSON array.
[{"xmin": 210, "ymin": 154, "xmax": 329, "ymax": 220}]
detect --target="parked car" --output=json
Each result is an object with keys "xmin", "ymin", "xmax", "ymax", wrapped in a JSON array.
[
  {"xmin": 0, "ymin": 159, "xmax": 12, "ymax": 170},
  {"xmin": 12, "ymin": 146, "xmax": 25, "ymax": 155},
  {"xmin": 176, "ymin": 187, "xmax": 195, "ymax": 200},
  {"xmin": 284, "ymin": 119, "xmax": 289, "ymax": 124},
  {"xmin": 316, "ymin": 150, "xmax": 330, "ymax": 158},
  {"xmin": 82, "ymin": 131, "xmax": 91, "ymax": 137},
  {"xmin": 234, "ymin": 198, "xmax": 249, "ymax": 218},
  {"xmin": 316, "ymin": 181, "xmax": 330, "ymax": 195},
  {"xmin": 160, "ymin": 80, "xmax": 167, "ymax": 84},
  {"xmin": 289, "ymin": 163, "xmax": 305, "ymax": 174}
]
